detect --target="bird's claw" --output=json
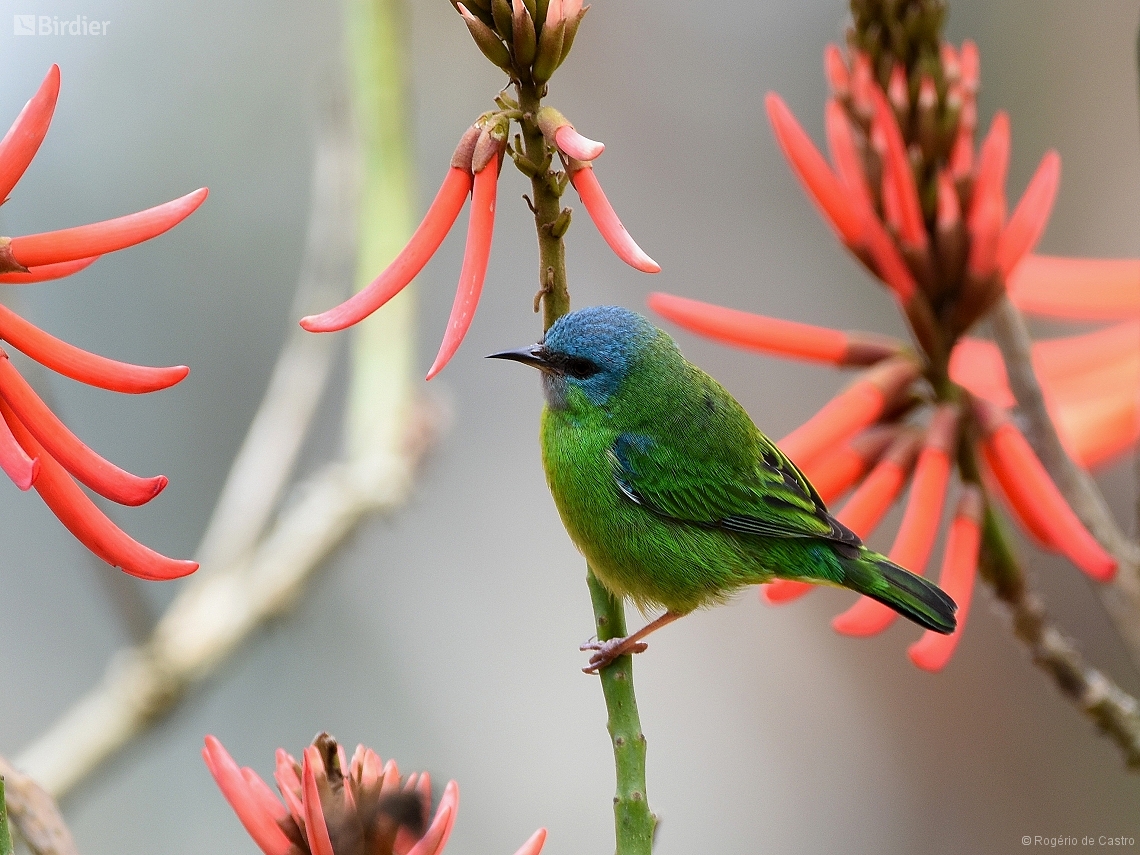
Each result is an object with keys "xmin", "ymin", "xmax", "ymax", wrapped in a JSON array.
[{"xmin": 580, "ymin": 637, "xmax": 649, "ymax": 674}]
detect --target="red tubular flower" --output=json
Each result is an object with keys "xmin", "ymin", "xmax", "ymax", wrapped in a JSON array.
[
  {"xmin": 567, "ymin": 162, "xmax": 660, "ymax": 274},
  {"xmin": 823, "ymin": 44, "xmax": 850, "ymax": 97},
  {"xmin": 0, "ymin": 65, "xmax": 200, "ymax": 576},
  {"xmin": 205, "ymin": 734, "xmax": 545, "ymax": 855},
  {"xmin": 798, "ymin": 426, "xmax": 898, "ymax": 503},
  {"xmin": 967, "ymin": 112, "xmax": 1010, "ymax": 229},
  {"xmin": 870, "ymin": 88, "xmax": 926, "ymax": 250},
  {"xmin": 833, "ymin": 405, "xmax": 957, "ymax": 637},
  {"xmin": 1007, "ymin": 255, "xmax": 1140, "ymax": 319},
  {"xmin": 996, "ymin": 151, "xmax": 1060, "ymax": 277},
  {"xmin": 824, "ymin": 99, "xmax": 875, "ymax": 219},
  {"xmin": 976, "ymin": 401, "xmax": 1116, "ymax": 582},
  {"xmin": 908, "ymin": 486, "xmax": 982, "ymax": 672},
  {"xmin": 648, "ymin": 292, "xmax": 902, "ymax": 367},
  {"xmin": 300, "ymin": 130, "xmax": 477, "ymax": 333},
  {"xmin": 427, "ymin": 151, "xmax": 500, "ymax": 380}
]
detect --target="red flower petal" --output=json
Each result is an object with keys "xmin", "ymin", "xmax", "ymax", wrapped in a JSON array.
[
  {"xmin": 301, "ymin": 748, "xmax": 336, "ymax": 855},
  {"xmin": 908, "ymin": 486, "xmax": 982, "ymax": 672},
  {"xmin": 0, "ymin": 65, "xmax": 60, "ymax": 203},
  {"xmin": 0, "ymin": 406, "xmax": 37, "ymax": 490},
  {"xmin": 301, "ymin": 166, "xmax": 472, "ymax": 332},
  {"xmin": 1, "ymin": 399, "xmax": 196, "ymax": 579},
  {"xmin": 513, "ymin": 828, "xmax": 548, "ymax": 855},
  {"xmin": 404, "ymin": 780, "xmax": 458, "ymax": 855},
  {"xmin": 977, "ymin": 403, "xmax": 1116, "ymax": 581},
  {"xmin": 824, "ymin": 44, "xmax": 849, "ymax": 97},
  {"xmin": 870, "ymin": 88, "xmax": 926, "ymax": 250},
  {"xmin": 965, "ymin": 187, "xmax": 1002, "ymax": 278},
  {"xmin": 0, "ymin": 302, "xmax": 188, "ymax": 393},
  {"xmin": 426, "ymin": 155, "xmax": 499, "ymax": 379},
  {"xmin": 833, "ymin": 406, "xmax": 957, "ymax": 637},
  {"xmin": 1007, "ymin": 255, "xmax": 1140, "ymax": 320},
  {"xmin": 824, "ymin": 99, "xmax": 875, "ymax": 219},
  {"xmin": 0, "ymin": 255, "xmax": 98, "ymax": 284},
  {"xmin": 799, "ymin": 427, "xmax": 897, "ymax": 504},
  {"xmin": 959, "ymin": 39, "xmax": 980, "ymax": 94},
  {"xmin": 0, "ymin": 353, "xmax": 167, "ymax": 505},
  {"xmin": 568, "ymin": 163, "xmax": 660, "ymax": 274},
  {"xmin": 967, "ymin": 111, "xmax": 1010, "ymax": 230},
  {"xmin": 7, "ymin": 187, "xmax": 208, "ymax": 268},
  {"xmin": 554, "ymin": 124, "xmax": 604, "ymax": 161},
  {"xmin": 241, "ymin": 767, "xmax": 291, "ymax": 826},
  {"xmin": 203, "ymin": 737, "xmax": 294, "ymax": 855},
  {"xmin": 766, "ymin": 93, "xmax": 865, "ymax": 247},
  {"xmin": 996, "ymin": 151, "xmax": 1060, "ymax": 278},
  {"xmin": 1053, "ymin": 387, "xmax": 1140, "ymax": 470}
]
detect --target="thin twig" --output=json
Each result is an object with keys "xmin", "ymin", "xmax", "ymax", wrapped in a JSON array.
[
  {"xmin": 989, "ymin": 296, "xmax": 1140, "ymax": 671},
  {"xmin": 0, "ymin": 757, "xmax": 77, "ymax": 855}
]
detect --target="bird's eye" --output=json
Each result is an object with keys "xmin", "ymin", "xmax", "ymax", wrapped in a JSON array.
[{"xmin": 545, "ymin": 351, "xmax": 600, "ymax": 379}]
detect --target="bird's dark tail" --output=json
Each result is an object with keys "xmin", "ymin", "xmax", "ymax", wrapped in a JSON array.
[{"xmin": 839, "ymin": 549, "xmax": 957, "ymax": 634}]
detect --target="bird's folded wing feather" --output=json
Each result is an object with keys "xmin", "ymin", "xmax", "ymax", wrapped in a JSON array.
[{"xmin": 608, "ymin": 429, "xmax": 861, "ymax": 547}]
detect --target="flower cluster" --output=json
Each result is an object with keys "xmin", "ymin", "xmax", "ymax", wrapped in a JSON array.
[
  {"xmin": 204, "ymin": 734, "xmax": 546, "ymax": 855},
  {"xmin": 0, "ymin": 66, "xmax": 204, "ymax": 580},
  {"xmin": 301, "ymin": 0, "xmax": 658, "ymax": 377},
  {"xmin": 650, "ymin": 0, "xmax": 1130, "ymax": 671}
]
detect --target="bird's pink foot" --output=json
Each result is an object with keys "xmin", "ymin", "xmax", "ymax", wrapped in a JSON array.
[{"xmin": 580, "ymin": 637, "xmax": 649, "ymax": 674}]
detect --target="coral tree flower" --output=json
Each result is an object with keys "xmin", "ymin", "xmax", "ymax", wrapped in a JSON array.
[
  {"xmin": 0, "ymin": 65, "xmax": 203, "ymax": 580},
  {"xmin": 204, "ymin": 734, "xmax": 547, "ymax": 855},
  {"xmin": 648, "ymin": 13, "xmax": 1129, "ymax": 670},
  {"xmin": 302, "ymin": 1, "xmax": 658, "ymax": 376}
]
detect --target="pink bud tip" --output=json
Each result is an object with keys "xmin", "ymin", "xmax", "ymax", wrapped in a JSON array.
[
  {"xmin": 0, "ymin": 255, "xmax": 99, "ymax": 284},
  {"xmin": 0, "ymin": 411, "xmax": 37, "ymax": 490},
  {"xmin": 0, "ymin": 65, "xmax": 60, "ymax": 204},
  {"xmin": 1006, "ymin": 255, "xmax": 1140, "ymax": 320},
  {"xmin": 303, "ymin": 166, "xmax": 472, "ymax": 333},
  {"xmin": 513, "ymin": 828, "xmax": 549, "ymax": 855},
  {"xmin": 766, "ymin": 92, "xmax": 864, "ymax": 248},
  {"xmin": 959, "ymin": 39, "xmax": 980, "ymax": 93},
  {"xmin": 202, "ymin": 737, "xmax": 295, "ymax": 855},
  {"xmin": 569, "ymin": 164, "xmax": 660, "ymax": 274},
  {"xmin": 554, "ymin": 124, "xmax": 604, "ymax": 161},
  {"xmin": 823, "ymin": 44, "xmax": 849, "ymax": 96},
  {"xmin": 8, "ymin": 187, "xmax": 208, "ymax": 269},
  {"xmin": 426, "ymin": 155, "xmax": 499, "ymax": 380},
  {"xmin": 996, "ymin": 151, "xmax": 1060, "ymax": 278},
  {"xmin": 1, "ymin": 398, "xmax": 196, "ymax": 579},
  {"xmin": 887, "ymin": 63, "xmax": 908, "ymax": 113}
]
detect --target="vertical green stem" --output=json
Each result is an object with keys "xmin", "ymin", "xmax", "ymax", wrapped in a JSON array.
[
  {"xmin": 516, "ymin": 80, "xmax": 654, "ymax": 855},
  {"xmin": 0, "ymin": 779, "xmax": 12, "ymax": 855}
]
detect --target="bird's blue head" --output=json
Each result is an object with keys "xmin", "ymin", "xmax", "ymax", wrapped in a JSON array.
[{"xmin": 487, "ymin": 305, "xmax": 660, "ymax": 409}]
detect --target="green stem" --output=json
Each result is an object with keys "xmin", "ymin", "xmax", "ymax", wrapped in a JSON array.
[
  {"xmin": 0, "ymin": 778, "xmax": 12, "ymax": 855},
  {"xmin": 516, "ymin": 79, "xmax": 654, "ymax": 855}
]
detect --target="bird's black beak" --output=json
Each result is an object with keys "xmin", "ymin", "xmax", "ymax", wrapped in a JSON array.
[{"xmin": 485, "ymin": 343, "xmax": 552, "ymax": 372}]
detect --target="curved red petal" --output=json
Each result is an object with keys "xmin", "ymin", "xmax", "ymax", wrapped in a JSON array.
[
  {"xmin": 870, "ymin": 88, "xmax": 926, "ymax": 249},
  {"xmin": 967, "ymin": 111, "xmax": 1010, "ymax": 230},
  {"xmin": 0, "ymin": 255, "xmax": 99, "ymax": 284},
  {"xmin": 404, "ymin": 780, "xmax": 459, "ymax": 855},
  {"xmin": 0, "ymin": 354, "xmax": 167, "ymax": 505},
  {"xmin": 203, "ymin": 737, "xmax": 294, "ymax": 855},
  {"xmin": 0, "ymin": 65, "xmax": 60, "ymax": 203},
  {"xmin": 823, "ymin": 45, "xmax": 849, "ymax": 96},
  {"xmin": 302, "ymin": 748, "xmax": 336, "ymax": 855},
  {"xmin": 426, "ymin": 157, "xmax": 499, "ymax": 379},
  {"xmin": 824, "ymin": 99, "xmax": 875, "ymax": 219},
  {"xmin": 554, "ymin": 124, "xmax": 604, "ymax": 161},
  {"xmin": 1007, "ymin": 255, "xmax": 1140, "ymax": 320},
  {"xmin": 569, "ymin": 165, "xmax": 660, "ymax": 273},
  {"xmin": 513, "ymin": 828, "xmax": 548, "ymax": 855},
  {"xmin": 301, "ymin": 167, "xmax": 472, "ymax": 332},
  {"xmin": 996, "ymin": 151, "xmax": 1060, "ymax": 277},
  {"xmin": 8, "ymin": 187, "xmax": 208, "ymax": 268},
  {"xmin": 0, "ymin": 302, "xmax": 188, "ymax": 393},
  {"xmin": 0, "ymin": 407, "xmax": 37, "ymax": 490}
]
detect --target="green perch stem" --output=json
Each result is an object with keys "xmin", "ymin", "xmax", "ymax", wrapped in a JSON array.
[
  {"xmin": 517, "ymin": 79, "xmax": 654, "ymax": 854},
  {"xmin": 0, "ymin": 778, "xmax": 12, "ymax": 855}
]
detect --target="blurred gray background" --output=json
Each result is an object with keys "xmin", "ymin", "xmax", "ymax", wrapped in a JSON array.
[{"xmin": 1, "ymin": 1, "xmax": 1139, "ymax": 853}]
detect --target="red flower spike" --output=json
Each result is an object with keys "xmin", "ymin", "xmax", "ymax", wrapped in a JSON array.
[
  {"xmin": 567, "ymin": 162, "xmax": 660, "ymax": 274},
  {"xmin": 996, "ymin": 151, "xmax": 1060, "ymax": 277},
  {"xmin": 824, "ymin": 100, "xmax": 875, "ymax": 217},
  {"xmin": 870, "ymin": 88, "xmax": 926, "ymax": 250},
  {"xmin": 0, "ymin": 65, "xmax": 60, "ymax": 204},
  {"xmin": 302, "ymin": 166, "xmax": 471, "ymax": 333},
  {"xmin": 0, "ymin": 399, "xmax": 197, "ymax": 580},
  {"xmin": 553, "ymin": 124, "xmax": 604, "ymax": 161},
  {"xmin": 1006, "ymin": 255, "xmax": 1140, "ymax": 320},
  {"xmin": 7, "ymin": 187, "xmax": 208, "ymax": 269},
  {"xmin": 0, "ymin": 255, "xmax": 98, "ymax": 284},
  {"xmin": 824, "ymin": 44, "xmax": 850, "ymax": 97},
  {"xmin": 0, "ymin": 302, "xmax": 188, "ymax": 393},
  {"xmin": 0, "ymin": 410, "xmax": 37, "ymax": 490},
  {"xmin": 512, "ymin": 828, "xmax": 548, "ymax": 855},
  {"xmin": 976, "ymin": 401, "xmax": 1116, "ymax": 581},
  {"xmin": 301, "ymin": 748, "xmax": 336, "ymax": 855},
  {"xmin": 202, "ymin": 736, "xmax": 294, "ymax": 855},
  {"xmin": 778, "ymin": 356, "xmax": 921, "ymax": 468},
  {"xmin": 765, "ymin": 93, "xmax": 865, "ymax": 248},
  {"xmin": 647, "ymin": 292, "xmax": 903, "ymax": 367},
  {"xmin": 426, "ymin": 153, "xmax": 500, "ymax": 380},
  {"xmin": 908, "ymin": 486, "xmax": 982, "ymax": 672},
  {"xmin": 833, "ymin": 406, "xmax": 958, "ymax": 637},
  {"xmin": 968, "ymin": 111, "xmax": 1010, "ymax": 229},
  {"xmin": 965, "ymin": 187, "xmax": 1002, "ymax": 278},
  {"xmin": 0, "ymin": 352, "xmax": 167, "ymax": 505}
]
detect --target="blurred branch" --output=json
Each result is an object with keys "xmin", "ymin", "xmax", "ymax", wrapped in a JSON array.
[
  {"xmin": 990, "ymin": 296, "xmax": 1140, "ymax": 671},
  {"xmin": 0, "ymin": 757, "xmax": 77, "ymax": 855}
]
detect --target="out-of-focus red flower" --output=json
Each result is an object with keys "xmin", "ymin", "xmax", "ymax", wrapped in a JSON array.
[
  {"xmin": 0, "ymin": 66, "xmax": 203, "ymax": 579},
  {"xmin": 204, "ymin": 734, "xmax": 547, "ymax": 855},
  {"xmin": 649, "ymin": 26, "xmax": 1130, "ymax": 669}
]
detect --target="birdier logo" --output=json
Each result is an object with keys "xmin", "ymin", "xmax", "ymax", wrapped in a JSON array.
[{"xmin": 13, "ymin": 15, "xmax": 110, "ymax": 35}]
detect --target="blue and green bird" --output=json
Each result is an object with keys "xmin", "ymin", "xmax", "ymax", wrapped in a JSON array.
[{"xmin": 489, "ymin": 306, "xmax": 956, "ymax": 672}]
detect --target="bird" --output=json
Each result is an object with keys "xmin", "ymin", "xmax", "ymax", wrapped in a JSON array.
[{"xmin": 488, "ymin": 305, "xmax": 956, "ymax": 673}]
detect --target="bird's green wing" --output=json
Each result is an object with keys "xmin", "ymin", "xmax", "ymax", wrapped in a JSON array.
[{"xmin": 608, "ymin": 429, "xmax": 861, "ymax": 548}]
